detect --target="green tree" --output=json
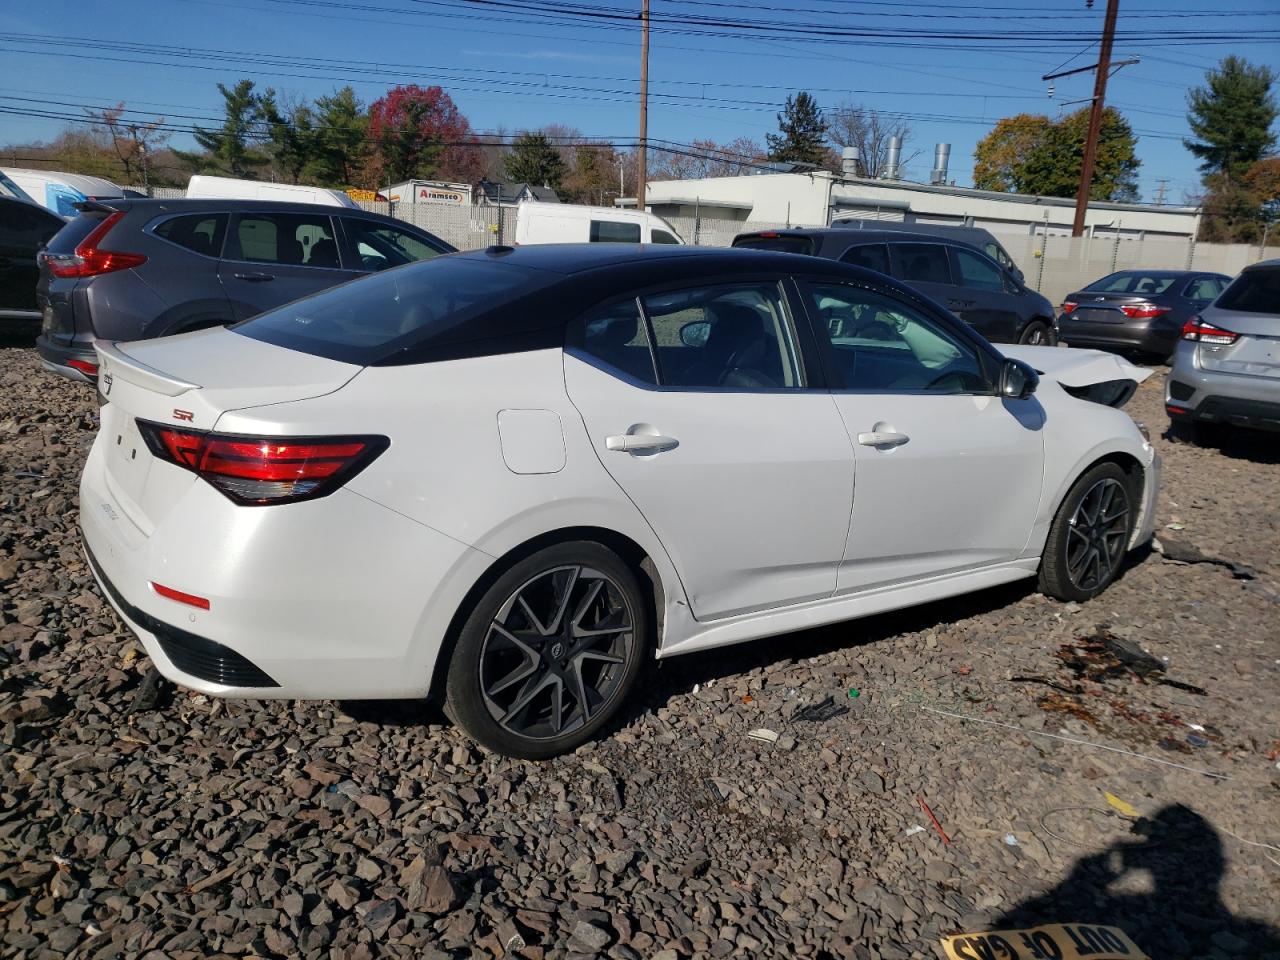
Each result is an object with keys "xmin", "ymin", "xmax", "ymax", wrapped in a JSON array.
[
  {"xmin": 182, "ymin": 80, "xmax": 265, "ymax": 177},
  {"xmin": 973, "ymin": 107, "xmax": 1139, "ymax": 202},
  {"xmin": 766, "ymin": 92, "xmax": 829, "ymax": 165},
  {"xmin": 1185, "ymin": 56, "xmax": 1278, "ymax": 183},
  {"xmin": 260, "ymin": 90, "xmax": 318, "ymax": 184},
  {"xmin": 312, "ymin": 87, "xmax": 368, "ymax": 187},
  {"xmin": 504, "ymin": 132, "xmax": 565, "ymax": 189}
]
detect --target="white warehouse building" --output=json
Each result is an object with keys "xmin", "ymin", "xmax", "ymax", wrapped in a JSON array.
[{"xmin": 632, "ymin": 168, "xmax": 1199, "ymax": 241}]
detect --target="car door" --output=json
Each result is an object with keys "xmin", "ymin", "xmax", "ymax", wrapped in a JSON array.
[
  {"xmin": 0, "ymin": 201, "xmax": 63, "ymax": 316},
  {"xmin": 948, "ymin": 245, "xmax": 1023, "ymax": 342},
  {"xmin": 797, "ymin": 277, "xmax": 1044, "ymax": 594},
  {"xmin": 218, "ymin": 210, "xmax": 359, "ymax": 320},
  {"xmin": 563, "ymin": 279, "xmax": 855, "ymax": 620}
]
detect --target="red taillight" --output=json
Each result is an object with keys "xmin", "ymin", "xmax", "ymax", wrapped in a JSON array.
[
  {"xmin": 136, "ymin": 421, "xmax": 389, "ymax": 505},
  {"xmin": 1061, "ymin": 301, "xmax": 1077, "ymax": 314},
  {"xmin": 1120, "ymin": 303, "xmax": 1172, "ymax": 319},
  {"xmin": 1180, "ymin": 317, "xmax": 1239, "ymax": 345},
  {"xmin": 45, "ymin": 211, "xmax": 147, "ymax": 278},
  {"xmin": 67, "ymin": 358, "xmax": 99, "ymax": 377},
  {"xmin": 150, "ymin": 582, "xmax": 211, "ymax": 610}
]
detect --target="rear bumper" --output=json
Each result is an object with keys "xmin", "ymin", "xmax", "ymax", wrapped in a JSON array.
[
  {"xmin": 1166, "ymin": 351, "xmax": 1280, "ymax": 432},
  {"xmin": 1056, "ymin": 319, "xmax": 1179, "ymax": 358},
  {"xmin": 36, "ymin": 334, "xmax": 97, "ymax": 382},
  {"xmin": 78, "ymin": 432, "xmax": 494, "ymax": 699}
]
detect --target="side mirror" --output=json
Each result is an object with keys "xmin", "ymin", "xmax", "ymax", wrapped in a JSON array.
[
  {"xmin": 1000, "ymin": 358, "xmax": 1039, "ymax": 400},
  {"xmin": 680, "ymin": 320, "xmax": 710, "ymax": 348}
]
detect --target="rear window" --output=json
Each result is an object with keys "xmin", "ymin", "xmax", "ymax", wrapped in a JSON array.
[
  {"xmin": 1216, "ymin": 267, "xmax": 1280, "ymax": 314},
  {"xmin": 732, "ymin": 235, "xmax": 813, "ymax": 255},
  {"xmin": 1087, "ymin": 273, "xmax": 1176, "ymax": 295},
  {"xmin": 233, "ymin": 256, "xmax": 557, "ymax": 365},
  {"xmin": 45, "ymin": 211, "xmax": 108, "ymax": 255}
]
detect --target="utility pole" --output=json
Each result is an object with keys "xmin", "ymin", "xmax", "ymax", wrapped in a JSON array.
[
  {"xmin": 1154, "ymin": 179, "xmax": 1167, "ymax": 206},
  {"xmin": 637, "ymin": 0, "xmax": 650, "ymax": 211},
  {"xmin": 1071, "ymin": 0, "xmax": 1119, "ymax": 237}
]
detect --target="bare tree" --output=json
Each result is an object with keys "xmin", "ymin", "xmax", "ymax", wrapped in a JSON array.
[
  {"xmin": 827, "ymin": 104, "xmax": 916, "ymax": 179},
  {"xmin": 649, "ymin": 138, "xmax": 766, "ymax": 181},
  {"xmin": 86, "ymin": 103, "xmax": 170, "ymax": 190}
]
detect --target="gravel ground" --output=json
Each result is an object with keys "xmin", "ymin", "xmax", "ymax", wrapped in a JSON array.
[{"xmin": 2, "ymin": 341, "xmax": 1278, "ymax": 960}]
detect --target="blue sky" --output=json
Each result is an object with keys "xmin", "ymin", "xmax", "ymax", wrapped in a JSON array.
[{"xmin": 2, "ymin": 0, "xmax": 1278, "ymax": 203}]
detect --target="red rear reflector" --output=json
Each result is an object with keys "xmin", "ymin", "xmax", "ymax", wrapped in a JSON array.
[
  {"xmin": 151, "ymin": 582, "xmax": 211, "ymax": 610},
  {"xmin": 1120, "ymin": 303, "xmax": 1172, "ymax": 319},
  {"xmin": 1180, "ymin": 317, "xmax": 1239, "ymax": 345},
  {"xmin": 758, "ymin": 231, "xmax": 779, "ymax": 238},
  {"xmin": 67, "ymin": 358, "xmax": 99, "ymax": 377},
  {"xmin": 135, "ymin": 421, "xmax": 389, "ymax": 505},
  {"xmin": 45, "ymin": 211, "xmax": 147, "ymax": 278},
  {"xmin": 1061, "ymin": 301, "xmax": 1077, "ymax": 314},
  {"xmin": 1166, "ymin": 405, "xmax": 1188, "ymax": 415}
]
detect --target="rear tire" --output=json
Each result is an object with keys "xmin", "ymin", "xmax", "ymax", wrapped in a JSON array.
[
  {"xmin": 1019, "ymin": 320, "xmax": 1052, "ymax": 345},
  {"xmin": 1039, "ymin": 462, "xmax": 1135, "ymax": 602},
  {"xmin": 444, "ymin": 541, "xmax": 650, "ymax": 759}
]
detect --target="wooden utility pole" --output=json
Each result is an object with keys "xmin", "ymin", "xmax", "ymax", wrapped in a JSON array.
[
  {"xmin": 1071, "ymin": 0, "xmax": 1120, "ymax": 237},
  {"xmin": 637, "ymin": 0, "xmax": 650, "ymax": 210}
]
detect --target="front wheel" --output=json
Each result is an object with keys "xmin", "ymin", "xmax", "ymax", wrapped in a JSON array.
[
  {"xmin": 444, "ymin": 541, "xmax": 650, "ymax": 759},
  {"xmin": 1019, "ymin": 320, "xmax": 1053, "ymax": 345},
  {"xmin": 1039, "ymin": 463, "xmax": 1135, "ymax": 602}
]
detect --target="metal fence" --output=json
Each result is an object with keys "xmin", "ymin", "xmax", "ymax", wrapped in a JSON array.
[{"xmin": 130, "ymin": 188, "xmax": 1279, "ymax": 306}]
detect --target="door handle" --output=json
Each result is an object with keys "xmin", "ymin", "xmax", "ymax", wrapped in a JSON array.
[
  {"xmin": 857, "ymin": 431, "xmax": 909, "ymax": 448},
  {"xmin": 605, "ymin": 433, "xmax": 678, "ymax": 453},
  {"xmin": 233, "ymin": 271, "xmax": 275, "ymax": 282}
]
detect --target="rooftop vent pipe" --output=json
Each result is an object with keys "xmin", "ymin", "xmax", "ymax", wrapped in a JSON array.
[
  {"xmin": 930, "ymin": 143, "xmax": 951, "ymax": 186},
  {"xmin": 841, "ymin": 146, "xmax": 863, "ymax": 178},
  {"xmin": 883, "ymin": 136, "xmax": 902, "ymax": 180}
]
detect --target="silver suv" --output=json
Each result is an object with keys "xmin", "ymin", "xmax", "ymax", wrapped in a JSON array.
[{"xmin": 1166, "ymin": 259, "xmax": 1280, "ymax": 437}]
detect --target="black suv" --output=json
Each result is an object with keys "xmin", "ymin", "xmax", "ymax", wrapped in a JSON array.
[
  {"xmin": 733, "ymin": 227, "xmax": 1056, "ymax": 345},
  {"xmin": 37, "ymin": 198, "xmax": 455, "ymax": 381},
  {"xmin": 1, "ymin": 195, "xmax": 66, "ymax": 332}
]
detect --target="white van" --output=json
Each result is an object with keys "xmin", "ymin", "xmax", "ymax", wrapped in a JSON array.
[
  {"xmin": 1, "ymin": 168, "xmax": 125, "ymax": 218},
  {"xmin": 187, "ymin": 175, "xmax": 359, "ymax": 209},
  {"xmin": 514, "ymin": 201, "xmax": 683, "ymax": 245}
]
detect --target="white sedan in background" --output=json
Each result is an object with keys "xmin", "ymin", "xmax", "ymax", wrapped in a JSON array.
[{"xmin": 81, "ymin": 245, "xmax": 1159, "ymax": 758}]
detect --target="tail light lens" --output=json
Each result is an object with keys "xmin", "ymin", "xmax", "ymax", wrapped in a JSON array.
[
  {"xmin": 44, "ymin": 211, "xmax": 147, "ymax": 278},
  {"xmin": 137, "ymin": 421, "xmax": 389, "ymax": 505},
  {"xmin": 1061, "ymin": 301, "xmax": 1077, "ymax": 314},
  {"xmin": 1180, "ymin": 317, "xmax": 1239, "ymax": 345},
  {"xmin": 1120, "ymin": 303, "xmax": 1172, "ymax": 319}
]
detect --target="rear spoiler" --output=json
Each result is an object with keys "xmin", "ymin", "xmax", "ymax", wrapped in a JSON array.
[
  {"xmin": 73, "ymin": 199, "xmax": 123, "ymax": 214},
  {"xmin": 94, "ymin": 341, "xmax": 199, "ymax": 397}
]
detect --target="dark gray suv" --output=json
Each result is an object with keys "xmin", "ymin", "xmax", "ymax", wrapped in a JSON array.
[
  {"xmin": 36, "ymin": 198, "xmax": 454, "ymax": 381},
  {"xmin": 732, "ymin": 227, "xmax": 1057, "ymax": 345}
]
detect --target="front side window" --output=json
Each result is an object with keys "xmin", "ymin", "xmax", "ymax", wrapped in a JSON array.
[
  {"xmin": 590, "ymin": 220, "xmax": 641, "ymax": 243},
  {"xmin": 642, "ymin": 283, "xmax": 802, "ymax": 389},
  {"xmin": 805, "ymin": 281, "xmax": 988, "ymax": 393},
  {"xmin": 230, "ymin": 213, "xmax": 340, "ymax": 267},
  {"xmin": 344, "ymin": 219, "xmax": 443, "ymax": 271},
  {"xmin": 952, "ymin": 247, "xmax": 1004, "ymax": 292},
  {"xmin": 154, "ymin": 213, "xmax": 227, "ymax": 257},
  {"xmin": 892, "ymin": 243, "xmax": 952, "ymax": 285},
  {"xmin": 840, "ymin": 243, "xmax": 890, "ymax": 274}
]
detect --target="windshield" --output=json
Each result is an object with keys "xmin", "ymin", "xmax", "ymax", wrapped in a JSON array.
[
  {"xmin": 234, "ymin": 256, "xmax": 556, "ymax": 364},
  {"xmin": 1216, "ymin": 266, "xmax": 1280, "ymax": 314}
]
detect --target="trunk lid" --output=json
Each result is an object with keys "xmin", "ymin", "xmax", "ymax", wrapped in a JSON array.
[
  {"xmin": 93, "ymin": 329, "xmax": 360, "ymax": 533},
  {"xmin": 1195, "ymin": 308, "xmax": 1280, "ymax": 380},
  {"xmin": 1067, "ymin": 291, "xmax": 1165, "ymax": 324}
]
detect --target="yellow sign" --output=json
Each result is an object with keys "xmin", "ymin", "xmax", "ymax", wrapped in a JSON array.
[{"xmin": 941, "ymin": 924, "xmax": 1150, "ymax": 960}]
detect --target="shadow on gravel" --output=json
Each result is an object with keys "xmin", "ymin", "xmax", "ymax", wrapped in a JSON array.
[
  {"xmin": 993, "ymin": 804, "xmax": 1280, "ymax": 957},
  {"xmin": 1163, "ymin": 423, "xmax": 1280, "ymax": 466}
]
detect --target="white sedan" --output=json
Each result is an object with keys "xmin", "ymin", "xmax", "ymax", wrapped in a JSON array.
[{"xmin": 81, "ymin": 245, "xmax": 1159, "ymax": 758}]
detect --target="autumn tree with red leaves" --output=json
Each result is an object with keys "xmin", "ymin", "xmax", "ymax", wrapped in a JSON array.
[{"xmin": 366, "ymin": 85, "xmax": 481, "ymax": 184}]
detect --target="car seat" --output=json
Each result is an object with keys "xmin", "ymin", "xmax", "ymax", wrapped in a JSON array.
[
  {"xmin": 308, "ymin": 238, "xmax": 340, "ymax": 268},
  {"xmin": 682, "ymin": 304, "xmax": 780, "ymax": 388}
]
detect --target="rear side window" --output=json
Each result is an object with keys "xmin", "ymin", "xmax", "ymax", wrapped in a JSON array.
[
  {"xmin": 733, "ymin": 235, "xmax": 813, "ymax": 255},
  {"xmin": 229, "ymin": 213, "xmax": 340, "ymax": 267},
  {"xmin": 1216, "ymin": 267, "xmax": 1280, "ymax": 314},
  {"xmin": 892, "ymin": 243, "xmax": 952, "ymax": 285},
  {"xmin": 234, "ymin": 257, "xmax": 556, "ymax": 364},
  {"xmin": 576, "ymin": 299, "xmax": 658, "ymax": 385},
  {"xmin": 153, "ymin": 213, "xmax": 227, "ymax": 257},
  {"xmin": 1184, "ymin": 276, "xmax": 1226, "ymax": 301},
  {"xmin": 840, "ymin": 244, "xmax": 889, "ymax": 274},
  {"xmin": 343, "ymin": 219, "xmax": 444, "ymax": 271},
  {"xmin": 651, "ymin": 229, "xmax": 680, "ymax": 245},
  {"xmin": 1, "ymin": 202, "xmax": 63, "ymax": 252},
  {"xmin": 590, "ymin": 220, "xmax": 641, "ymax": 243}
]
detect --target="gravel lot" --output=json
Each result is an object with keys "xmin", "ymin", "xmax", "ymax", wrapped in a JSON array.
[{"xmin": 2, "ymin": 340, "xmax": 1278, "ymax": 959}]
